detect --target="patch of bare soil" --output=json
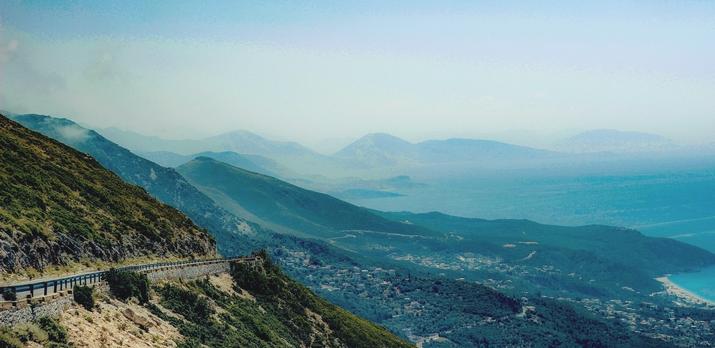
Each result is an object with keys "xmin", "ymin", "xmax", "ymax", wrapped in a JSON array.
[{"xmin": 60, "ymin": 298, "xmax": 183, "ymax": 348}]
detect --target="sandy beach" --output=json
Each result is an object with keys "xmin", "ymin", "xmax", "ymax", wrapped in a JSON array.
[{"xmin": 656, "ymin": 276, "xmax": 714, "ymax": 307}]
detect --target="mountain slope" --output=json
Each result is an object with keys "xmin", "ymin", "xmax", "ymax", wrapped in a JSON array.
[
  {"xmin": 335, "ymin": 133, "xmax": 417, "ymax": 167},
  {"xmin": 12, "ymin": 114, "xmax": 260, "ymax": 258},
  {"xmin": 138, "ymin": 150, "xmax": 285, "ymax": 177},
  {"xmin": 177, "ymin": 157, "xmax": 438, "ymax": 239},
  {"xmin": 51, "ymin": 255, "xmax": 413, "ymax": 348},
  {"xmin": 97, "ymin": 126, "xmax": 346, "ymax": 176},
  {"xmin": 7, "ymin": 113, "xmax": 417, "ymax": 347},
  {"xmin": 0, "ymin": 114, "xmax": 215, "ymax": 274}
]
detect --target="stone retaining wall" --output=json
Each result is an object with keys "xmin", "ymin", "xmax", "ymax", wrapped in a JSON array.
[
  {"xmin": 0, "ymin": 292, "xmax": 73, "ymax": 327},
  {"xmin": 0, "ymin": 260, "xmax": 250, "ymax": 327},
  {"xmin": 144, "ymin": 261, "xmax": 231, "ymax": 282}
]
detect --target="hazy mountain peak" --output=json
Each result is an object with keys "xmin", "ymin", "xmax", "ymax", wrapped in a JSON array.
[
  {"xmin": 334, "ymin": 133, "xmax": 415, "ymax": 166},
  {"xmin": 361, "ymin": 132, "xmax": 411, "ymax": 144}
]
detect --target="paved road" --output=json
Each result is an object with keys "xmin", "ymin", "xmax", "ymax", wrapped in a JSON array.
[{"xmin": 0, "ymin": 256, "xmax": 256, "ymax": 303}]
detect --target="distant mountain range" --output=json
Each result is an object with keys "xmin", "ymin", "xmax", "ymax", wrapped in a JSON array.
[
  {"xmin": 335, "ymin": 133, "xmax": 561, "ymax": 167},
  {"xmin": 98, "ymin": 127, "xmax": 312, "ymax": 156},
  {"xmin": 96, "ymin": 125, "xmax": 703, "ymax": 179},
  {"xmin": 99, "ymin": 127, "xmax": 566, "ymax": 174},
  {"xmin": 98, "ymin": 127, "xmax": 344, "ymax": 176}
]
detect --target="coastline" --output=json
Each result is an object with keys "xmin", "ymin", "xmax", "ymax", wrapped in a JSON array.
[{"xmin": 656, "ymin": 276, "xmax": 714, "ymax": 307}]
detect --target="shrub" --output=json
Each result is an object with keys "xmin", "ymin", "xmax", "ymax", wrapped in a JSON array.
[
  {"xmin": 157, "ymin": 284, "xmax": 213, "ymax": 322},
  {"xmin": 0, "ymin": 330, "xmax": 23, "ymax": 348},
  {"xmin": 2, "ymin": 288, "xmax": 17, "ymax": 301},
  {"xmin": 37, "ymin": 317, "xmax": 68, "ymax": 344},
  {"xmin": 105, "ymin": 269, "xmax": 150, "ymax": 303},
  {"xmin": 73, "ymin": 285, "xmax": 94, "ymax": 310},
  {"xmin": 12, "ymin": 323, "xmax": 48, "ymax": 344}
]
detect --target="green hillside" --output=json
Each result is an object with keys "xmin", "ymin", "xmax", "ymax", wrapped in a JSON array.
[
  {"xmin": 153, "ymin": 253, "xmax": 413, "ymax": 348},
  {"xmin": 377, "ymin": 211, "xmax": 715, "ymax": 275},
  {"xmin": 12, "ymin": 114, "xmax": 259, "ymax": 258},
  {"xmin": 177, "ymin": 157, "xmax": 437, "ymax": 239},
  {"xmin": 0, "ymin": 114, "xmax": 215, "ymax": 275},
  {"xmin": 366, "ymin": 211, "xmax": 715, "ymax": 296}
]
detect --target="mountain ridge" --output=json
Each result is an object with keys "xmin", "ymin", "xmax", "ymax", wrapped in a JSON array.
[
  {"xmin": 335, "ymin": 132, "xmax": 562, "ymax": 167},
  {"xmin": 177, "ymin": 156, "xmax": 439, "ymax": 239},
  {"xmin": 0, "ymin": 114, "xmax": 215, "ymax": 275}
]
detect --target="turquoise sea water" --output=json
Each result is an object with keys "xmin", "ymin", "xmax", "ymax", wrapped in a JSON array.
[
  {"xmin": 351, "ymin": 167, "xmax": 715, "ymax": 252},
  {"xmin": 669, "ymin": 265, "xmax": 715, "ymax": 303},
  {"xmin": 347, "ymin": 165, "xmax": 715, "ymax": 299}
]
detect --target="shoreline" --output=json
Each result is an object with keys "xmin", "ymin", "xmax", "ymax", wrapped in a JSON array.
[{"xmin": 656, "ymin": 276, "xmax": 714, "ymax": 307}]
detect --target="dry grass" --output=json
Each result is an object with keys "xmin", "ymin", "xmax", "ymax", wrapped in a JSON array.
[{"xmin": 60, "ymin": 298, "xmax": 183, "ymax": 347}]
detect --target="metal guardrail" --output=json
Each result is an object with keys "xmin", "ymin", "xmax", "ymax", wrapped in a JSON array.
[{"xmin": 0, "ymin": 256, "xmax": 259, "ymax": 302}]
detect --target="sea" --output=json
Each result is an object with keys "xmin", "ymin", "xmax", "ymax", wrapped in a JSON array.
[
  {"xmin": 669, "ymin": 265, "xmax": 715, "ymax": 303},
  {"xmin": 347, "ymin": 163, "xmax": 715, "ymax": 299}
]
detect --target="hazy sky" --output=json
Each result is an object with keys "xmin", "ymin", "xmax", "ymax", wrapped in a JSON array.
[{"xmin": 1, "ymin": 1, "xmax": 714, "ymax": 151}]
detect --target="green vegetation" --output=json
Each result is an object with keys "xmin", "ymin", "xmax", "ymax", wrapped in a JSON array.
[
  {"xmin": 0, "ymin": 114, "xmax": 215, "ymax": 274},
  {"xmin": 275, "ymin": 245, "xmax": 675, "ymax": 348},
  {"xmin": 156, "ymin": 284, "xmax": 213, "ymax": 322},
  {"xmin": 177, "ymin": 157, "xmax": 437, "ymax": 239},
  {"xmin": 378, "ymin": 211, "xmax": 715, "ymax": 274},
  {"xmin": 37, "ymin": 317, "xmax": 69, "ymax": 344},
  {"xmin": 72, "ymin": 285, "xmax": 94, "ymax": 310},
  {"xmin": 231, "ymin": 252, "xmax": 413, "ymax": 348},
  {"xmin": 373, "ymin": 211, "xmax": 715, "ymax": 295},
  {"xmin": 0, "ymin": 317, "xmax": 70, "ymax": 348},
  {"xmin": 2, "ymin": 288, "xmax": 16, "ymax": 301},
  {"xmin": 12, "ymin": 113, "xmax": 254, "ymax": 260},
  {"xmin": 147, "ymin": 255, "xmax": 413, "ymax": 348},
  {"xmin": 105, "ymin": 269, "xmax": 150, "ymax": 303}
]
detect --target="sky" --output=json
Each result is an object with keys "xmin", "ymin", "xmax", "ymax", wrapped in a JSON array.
[{"xmin": 1, "ymin": 1, "xmax": 714, "ymax": 152}]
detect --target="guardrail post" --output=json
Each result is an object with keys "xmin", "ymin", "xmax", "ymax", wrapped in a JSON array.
[
  {"xmin": 53, "ymin": 280, "xmax": 57, "ymax": 293},
  {"xmin": 30, "ymin": 285, "xmax": 34, "ymax": 298},
  {"xmin": 43, "ymin": 282, "xmax": 48, "ymax": 296}
]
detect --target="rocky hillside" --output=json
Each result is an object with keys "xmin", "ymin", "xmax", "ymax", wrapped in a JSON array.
[
  {"xmin": 12, "ymin": 114, "xmax": 261, "ymax": 258},
  {"xmin": 0, "ymin": 114, "xmax": 215, "ymax": 275},
  {"xmin": 156, "ymin": 255, "xmax": 413, "ymax": 348},
  {"xmin": 0, "ymin": 255, "xmax": 413, "ymax": 348}
]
